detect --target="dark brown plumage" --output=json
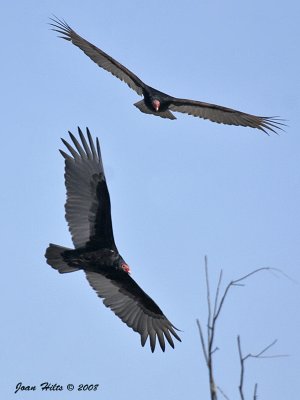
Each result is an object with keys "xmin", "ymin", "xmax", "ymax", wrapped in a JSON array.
[
  {"xmin": 50, "ymin": 16, "xmax": 284, "ymax": 134},
  {"xmin": 45, "ymin": 127, "xmax": 181, "ymax": 352}
]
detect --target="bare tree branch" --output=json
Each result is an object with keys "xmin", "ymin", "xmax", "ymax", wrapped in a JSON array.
[
  {"xmin": 213, "ymin": 267, "xmax": 272, "ymax": 323},
  {"xmin": 213, "ymin": 270, "xmax": 223, "ymax": 324},
  {"xmin": 203, "ymin": 256, "xmax": 218, "ymax": 400},
  {"xmin": 265, "ymin": 267, "xmax": 298, "ymax": 284},
  {"xmin": 196, "ymin": 260, "xmax": 285, "ymax": 400},
  {"xmin": 237, "ymin": 335, "xmax": 287, "ymax": 400},
  {"xmin": 253, "ymin": 383, "xmax": 258, "ymax": 400},
  {"xmin": 237, "ymin": 336, "xmax": 246, "ymax": 400},
  {"xmin": 217, "ymin": 386, "xmax": 231, "ymax": 400},
  {"xmin": 204, "ymin": 256, "xmax": 212, "ymax": 340},
  {"xmin": 196, "ymin": 318, "xmax": 208, "ymax": 366},
  {"xmin": 242, "ymin": 338, "xmax": 288, "ymax": 361},
  {"xmin": 247, "ymin": 339, "xmax": 278, "ymax": 359}
]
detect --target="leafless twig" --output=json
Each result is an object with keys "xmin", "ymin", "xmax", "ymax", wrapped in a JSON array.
[
  {"xmin": 217, "ymin": 385, "xmax": 231, "ymax": 400},
  {"xmin": 196, "ymin": 319, "xmax": 208, "ymax": 366},
  {"xmin": 237, "ymin": 336, "xmax": 288, "ymax": 400},
  {"xmin": 197, "ymin": 259, "xmax": 283, "ymax": 400},
  {"xmin": 253, "ymin": 383, "xmax": 258, "ymax": 400}
]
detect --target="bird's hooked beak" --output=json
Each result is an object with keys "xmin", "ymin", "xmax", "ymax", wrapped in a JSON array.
[
  {"xmin": 152, "ymin": 99, "xmax": 160, "ymax": 112},
  {"xmin": 121, "ymin": 263, "xmax": 131, "ymax": 274}
]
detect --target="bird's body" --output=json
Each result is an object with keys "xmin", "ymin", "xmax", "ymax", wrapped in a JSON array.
[
  {"xmin": 45, "ymin": 128, "xmax": 181, "ymax": 352},
  {"xmin": 134, "ymin": 87, "xmax": 177, "ymax": 120},
  {"xmin": 61, "ymin": 247, "xmax": 122, "ymax": 270},
  {"xmin": 50, "ymin": 16, "xmax": 283, "ymax": 134}
]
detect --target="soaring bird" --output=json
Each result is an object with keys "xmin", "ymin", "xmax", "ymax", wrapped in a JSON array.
[
  {"xmin": 50, "ymin": 16, "xmax": 283, "ymax": 134},
  {"xmin": 45, "ymin": 127, "xmax": 181, "ymax": 352}
]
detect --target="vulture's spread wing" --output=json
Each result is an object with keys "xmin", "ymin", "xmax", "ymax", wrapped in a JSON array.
[
  {"xmin": 85, "ymin": 270, "xmax": 181, "ymax": 352},
  {"xmin": 60, "ymin": 127, "xmax": 116, "ymax": 250},
  {"xmin": 50, "ymin": 17, "xmax": 145, "ymax": 96},
  {"xmin": 169, "ymin": 98, "xmax": 284, "ymax": 134}
]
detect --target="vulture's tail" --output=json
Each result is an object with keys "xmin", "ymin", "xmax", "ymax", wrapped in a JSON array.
[{"xmin": 45, "ymin": 243, "xmax": 79, "ymax": 274}]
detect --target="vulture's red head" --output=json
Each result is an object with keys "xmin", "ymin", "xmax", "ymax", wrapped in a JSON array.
[
  {"xmin": 152, "ymin": 99, "xmax": 160, "ymax": 112},
  {"xmin": 121, "ymin": 263, "xmax": 131, "ymax": 274}
]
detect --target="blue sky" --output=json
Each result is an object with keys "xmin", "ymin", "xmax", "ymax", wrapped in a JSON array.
[{"xmin": 1, "ymin": 1, "xmax": 299, "ymax": 399}]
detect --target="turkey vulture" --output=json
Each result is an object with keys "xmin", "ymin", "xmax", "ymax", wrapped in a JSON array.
[
  {"xmin": 45, "ymin": 127, "xmax": 181, "ymax": 352},
  {"xmin": 50, "ymin": 16, "xmax": 283, "ymax": 134}
]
